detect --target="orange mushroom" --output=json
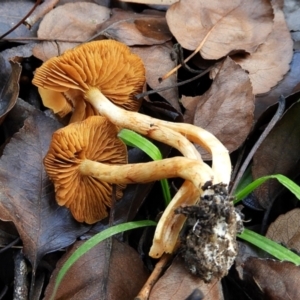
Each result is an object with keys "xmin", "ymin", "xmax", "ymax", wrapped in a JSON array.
[
  {"xmin": 33, "ymin": 40, "xmax": 232, "ymax": 257},
  {"xmin": 44, "ymin": 116, "xmax": 214, "ymax": 224},
  {"xmin": 33, "ymin": 40, "xmax": 144, "ymax": 123}
]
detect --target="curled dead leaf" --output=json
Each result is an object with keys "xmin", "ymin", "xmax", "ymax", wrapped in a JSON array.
[
  {"xmin": 96, "ymin": 8, "xmax": 172, "ymax": 46},
  {"xmin": 166, "ymin": 0, "xmax": 274, "ymax": 59},
  {"xmin": 232, "ymin": 1, "xmax": 293, "ymax": 94}
]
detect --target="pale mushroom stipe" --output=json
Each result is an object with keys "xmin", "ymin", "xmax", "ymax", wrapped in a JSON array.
[{"xmin": 33, "ymin": 40, "xmax": 242, "ymax": 281}]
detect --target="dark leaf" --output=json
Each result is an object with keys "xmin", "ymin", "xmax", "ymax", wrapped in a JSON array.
[
  {"xmin": 0, "ymin": 56, "xmax": 22, "ymax": 125},
  {"xmin": 252, "ymin": 100, "xmax": 300, "ymax": 209},
  {"xmin": 0, "ymin": 111, "xmax": 90, "ymax": 270},
  {"xmin": 44, "ymin": 238, "xmax": 148, "ymax": 300},
  {"xmin": 243, "ymin": 257, "xmax": 300, "ymax": 300},
  {"xmin": 0, "ymin": 0, "xmax": 39, "ymax": 38}
]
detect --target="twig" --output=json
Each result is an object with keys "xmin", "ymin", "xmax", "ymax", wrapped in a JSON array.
[
  {"xmin": 136, "ymin": 66, "xmax": 213, "ymax": 100},
  {"xmin": 24, "ymin": 0, "xmax": 59, "ymax": 29},
  {"xmin": 135, "ymin": 253, "xmax": 173, "ymax": 300},
  {"xmin": 229, "ymin": 95, "xmax": 286, "ymax": 196}
]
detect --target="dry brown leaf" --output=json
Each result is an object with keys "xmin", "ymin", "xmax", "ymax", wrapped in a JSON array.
[
  {"xmin": 232, "ymin": 1, "xmax": 293, "ymax": 94},
  {"xmin": 131, "ymin": 43, "xmax": 180, "ymax": 111},
  {"xmin": 44, "ymin": 238, "xmax": 148, "ymax": 300},
  {"xmin": 266, "ymin": 209, "xmax": 300, "ymax": 252},
  {"xmin": 166, "ymin": 0, "xmax": 274, "ymax": 59},
  {"xmin": 192, "ymin": 57, "xmax": 254, "ymax": 160},
  {"xmin": 95, "ymin": 8, "xmax": 172, "ymax": 46},
  {"xmin": 32, "ymin": 2, "xmax": 110, "ymax": 61},
  {"xmin": 243, "ymin": 257, "xmax": 300, "ymax": 299},
  {"xmin": 255, "ymin": 51, "xmax": 300, "ymax": 119},
  {"xmin": 181, "ymin": 95, "xmax": 200, "ymax": 124},
  {"xmin": 149, "ymin": 256, "xmax": 223, "ymax": 300}
]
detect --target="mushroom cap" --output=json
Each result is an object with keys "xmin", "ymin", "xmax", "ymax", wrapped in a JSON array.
[
  {"xmin": 44, "ymin": 116, "xmax": 128, "ymax": 224},
  {"xmin": 33, "ymin": 40, "xmax": 145, "ymax": 122}
]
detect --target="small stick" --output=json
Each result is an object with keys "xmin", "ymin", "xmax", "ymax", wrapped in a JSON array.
[
  {"xmin": 135, "ymin": 253, "xmax": 173, "ymax": 300},
  {"xmin": 24, "ymin": 0, "xmax": 59, "ymax": 29}
]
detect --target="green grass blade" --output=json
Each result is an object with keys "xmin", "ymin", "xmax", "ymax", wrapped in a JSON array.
[
  {"xmin": 118, "ymin": 129, "xmax": 162, "ymax": 160},
  {"xmin": 238, "ymin": 229, "xmax": 300, "ymax": 265},
  {"xmin": 118, "ymin": 129, "xmax": 172, "ymax": 206},
  {"xmin": 234, "ymin": 174, "xmax": 300, "ymax": 204},
  {"xmin": 49, "ymin": 220, "xmax": 156, "ymax": 300}
]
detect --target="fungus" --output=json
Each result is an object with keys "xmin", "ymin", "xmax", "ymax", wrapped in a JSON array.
[
  {"xmin": 44, "ymin": 116, "xmax": 214, "ymax": 224},
  {"xmin": 33, "ymin": 40, "xmax": 144, "ymax": 123},
  {"xmin": 33, "ymin": 40, "xmax": 233, "ymax": 258}
]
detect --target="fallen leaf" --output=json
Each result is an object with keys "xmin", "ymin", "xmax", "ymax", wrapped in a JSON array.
[
  {"xmin": 95, "ymin": 8, "xmax": 172, "ymax": 46},
  {"xmin": 255, "ymin": 51, "xmax": 300, "ymax": 119},
  {"xmin": 243, "ymin": 257, "xmax": 300, "ymax": 300},
  {"xmin": 266, "ymin": 208, "xmax": 300, "ymax": 253},
  {"xmin": 252, "ymin": 100, "xmax": 300, "ymax": 209},
  {"xmin": 0, "ymin": 56, "xmax": 22, "ymax": 125},
  {"xmin": 33, "ymin": 2, "xmax": 111, "ymax": 61},
  {"xmin": 44, "ymin": 238, "xmax": 148, "ymax": 300},
  {"xmin": 132, "ymin": 43, "xmax": 180, "ymax": 111},
  {"xmin": 232, "ymin": 1, "xmax": 293, "ymax": 94},
  {"xmin": 166, "ymin": 0, "xmax": 274, "ymax": 59},
  {"xmin": 0, "ymin": 0, "xmax": 39, "ymax": 38},
  {"xmin": 149, "ymin": 256, "xmax": 223, "ymax": 300},
  {"xmin": 181, "ymin": 95, "xmax": 200, "ymax": 124},
  {"xmin": 0, "ymin": 111, "xmax": 90, "ymax": 271},
  {"xmin": 192, "ymin": 57, "xmax": 254, "ymax": 160}
]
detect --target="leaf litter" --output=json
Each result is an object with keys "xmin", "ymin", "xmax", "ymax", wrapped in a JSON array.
[{"xmin": 0, "ymin": 0, "xmax": 299, "ymax": 299}]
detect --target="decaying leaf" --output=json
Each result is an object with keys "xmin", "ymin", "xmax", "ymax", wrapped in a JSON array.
[
  {"xmin": 0, "ymin": 56, "xmax": 22, "ymax": 125},
  {"xmin": 192, "ymin": 57, "xmax": 254, "ymax": 160},
  {"xmin": 33, "ymin": 2, "xmax": 111, "ymax": 61},
  {"xmin": 132, "ymin": 43, "xmax": 180, "ymax": 111},
  {"xmin": 253, "ymin": 100, "xmax": 300, "ymax": 209},
  {"xmin": 255, "ymin": 51, "xmax": 300, "ymax": 119},
  {"xmin": 44, "ymin": 238, "xmax": 148, "ymax": 300},
  {"xmin": 166, "ymin": 0, "xmax": 274, "ymax": 59},
  {"xmin": 243, "ymin": 257, "xmax": 300, "ymax": 299},
  {"xmin": 95, "ymin": 8, "xmax": 172, "ymax": 46},
  {"xmin": 0, "ymin": 111, "xmax": 90, "ymax": 270},
  {"xmin": 266, "ymin": 208, "xmax": 300, "ymax": 253},
  {"xmin": 149, "ymin": 256, "xmax": 223, "ymax": 300},
  {"xmin": 233, "ymin": 0, "xmax": 293, "ymax": 94}
]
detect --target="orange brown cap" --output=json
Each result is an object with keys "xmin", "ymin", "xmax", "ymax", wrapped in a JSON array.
[
  {"xmin": 44, "ymin": 116, "xmax": 127, "ymax": 224},
  {"xmin": 33, "ymin": 40, "xmax": 145, "ymax": 122}
]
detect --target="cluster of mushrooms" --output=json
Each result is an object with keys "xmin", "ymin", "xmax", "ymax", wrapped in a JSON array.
[{"xmin": 32, "ymin": 40, "xmax": 242, "ymax": 279}]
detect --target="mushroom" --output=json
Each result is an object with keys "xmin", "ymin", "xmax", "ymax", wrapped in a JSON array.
[
  {"xmin": 44, "ymin": 116, "xmax": 214, "ymax": 225},
  {"xmin": 33, "ymin": 40, "xmax": 144, "ymax": 123},
  {"xmin": 33, "ymin": 40, "xmax": 232, "ymax": 257},
  {"xmin": 32, "ymin": 40, "xmax": 230, "ymax": 183}
]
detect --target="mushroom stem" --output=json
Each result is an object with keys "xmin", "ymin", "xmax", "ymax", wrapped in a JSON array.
[
  {"xmin": 86, "ymin": 88, "xmax": 201, "ymax": 161},
  {"xmin": 86, "ymin": 87, "xmax": 231, "ymax": 185},
  {"xmin": 79, "ymin": 157, "xmax": 213, "ymax": 190}
]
